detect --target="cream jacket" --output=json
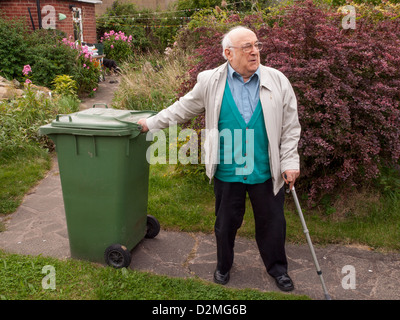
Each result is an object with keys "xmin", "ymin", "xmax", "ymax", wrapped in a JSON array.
[{"xmin": 146, "ymin": 62, "xmax": 301, "ymax": 195}]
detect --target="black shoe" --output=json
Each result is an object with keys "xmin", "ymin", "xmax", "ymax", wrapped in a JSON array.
[
  {"xmin": 273, "ymin": 273, "xmax": 294, "ymax": 292},
  {"xmin": 214, "ymin": 270, "xmax": 230, "ymax": 285}
]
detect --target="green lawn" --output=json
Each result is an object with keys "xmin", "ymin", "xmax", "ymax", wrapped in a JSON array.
[
  {"xmin": 0, "ymin": 151, "xmax": 51, "ymax": 216},
  {"xmin": 148, "ymin": 163, "xmax": 400, "ymax": 252},
  {"xmin": 0, "ymin": 250, "xmax": 308, "ymax": 300}
]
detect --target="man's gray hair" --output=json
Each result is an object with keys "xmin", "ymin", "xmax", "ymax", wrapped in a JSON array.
[{"xmin": 221, "ymin": 26, "xmax": 253, "ymax": 60}]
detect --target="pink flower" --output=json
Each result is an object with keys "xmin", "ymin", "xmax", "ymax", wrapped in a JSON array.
[
  {"xmin": 25, "ymin": 79, "xmax": 32, "ymax": 84},
  {"xmin": 22, "ymin": 65, "xmax": 32, "ymax": 76},
  {"xmin": 93, "ymin": 88, "xmax": 97, "ymax": 91},
  {"xmin": 111, "ymin": 44, "xmax": 114, "ymax": 49},
  {"xmin": 83, "ymin": 64, "xmax": 86, "ymax": 68}
]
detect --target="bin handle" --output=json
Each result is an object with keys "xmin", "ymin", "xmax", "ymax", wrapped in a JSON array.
[
  {"xmin": 92, "ymin": 103, "xmax": 108, "ymax": 108},
  {"xmin": 56, "ymin": 114, "xmax": 72, "ymax": 122}
]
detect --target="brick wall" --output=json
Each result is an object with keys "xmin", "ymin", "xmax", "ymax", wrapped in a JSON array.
[{"xmin": 0, "ymin": 0, "xmax": 98, "ymax": 43}]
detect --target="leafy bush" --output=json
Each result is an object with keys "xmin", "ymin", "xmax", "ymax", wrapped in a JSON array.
[
  {"xmin": 100, "ymin": 30, "xmax": 134, "ymax": 63},
  {"xmin": 331, "ymin": 0, "xmax": 400, "ymax": 5},
  {"xmin": 72, "ymin": 56, "xmax": 100, "ymax": 96},
  {"xmin": 175, "ymin": 0, "xmax": 284, "ymax": 12},
  {"xmin": 0, "ymin": 16, "xmax": 78, "ymax": 87},
  {"xmin": 176, "ymin": 0, "xmax": 400, "ymax": 203},
  {"xmin": 0, "ymin": 82, "xmax": 80, "ymax": 161},
  {"xmin": 96, "ymin": 1, "xmax": 154, "ymax": 51},
  {"xmin": 52, "ymin": 75, "xmax": 78, "ymax": 97},
  {"xmin": 25, "ymin": 29, "xmax": 78, "ymax": 88},
  {"xmin": 260, "ymin": 1, "xmax": 400, "ymax": 202},
  {"xmin": 342, "ymin": 1, "xmax": 400, "ymax": 23},
  {"xmin": 0, "ymin": 15, "xmax": 100, "ymax": 95},
  {"xmin": 0, "ymin": 15, "xmax": 29, "ymax": 81},
  {"xmin": 61, "ymin": 37, "xmax": 101, "ymax": 95},
  {"xmin": 95, "ymin": 0, "xmax": 293, "ymax": 53}
]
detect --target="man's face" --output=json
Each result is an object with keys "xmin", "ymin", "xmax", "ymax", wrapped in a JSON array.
[{"xmin": 224, "ymin": 30, "xmax": 260, "ymax": 81}]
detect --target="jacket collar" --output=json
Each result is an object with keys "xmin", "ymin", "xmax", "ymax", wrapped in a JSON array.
[
  {"xmin": 259, "ymin": 65, "xmax": 273, "ymax": 91},
  {"xmin": 218, "ymin": 62, "xmax": 272, "ymax": 91},
  {"xmin": 217, "ymin": 61, "xmax": 229, "ymax": 80}
]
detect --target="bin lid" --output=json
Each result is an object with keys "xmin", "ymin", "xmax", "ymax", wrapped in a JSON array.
[
  {"xmin": 40, "ymin": 108, "xmax": 156, "ymax": 137},
  {"xmin": 52, "ymin": 108, "xmax": 154, "ymax": 130}
]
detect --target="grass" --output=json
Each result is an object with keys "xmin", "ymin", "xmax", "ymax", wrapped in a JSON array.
[
  {"xmin": 113, "ymin": 51, "xmax": 191, "ymax": 112},
  {"xmin": 148, "ymin": 164, "xmax": 215, "ymax": 233},
  {"xmin": 0, "ymin": 151, "xmax": 51, "ymax": 216},
  {"xmin": 0, "ymin": 250, "xmax": 308, "ymax": 300},
  {"xmin": 148, "ymin": 163, "xmax": 400, "ymax": 252}
]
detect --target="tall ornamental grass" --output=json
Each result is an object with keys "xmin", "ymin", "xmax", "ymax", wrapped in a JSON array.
[{"xmin": 113, "ymin": 50, "xmax": 191, "ymax": 111}]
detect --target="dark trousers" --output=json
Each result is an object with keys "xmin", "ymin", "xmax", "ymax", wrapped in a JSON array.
[{"xmin": 214, "ymin": 177, "xmax": 288, "ymax": 277}]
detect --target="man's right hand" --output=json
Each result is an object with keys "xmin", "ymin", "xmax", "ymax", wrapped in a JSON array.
[
  {"xmin": 282, "ymin": 170, "xmax": 300, "ymax": 191},
  {"xmin": 137, "ymin": 118, "xmax": 149, "ymax": 132}
]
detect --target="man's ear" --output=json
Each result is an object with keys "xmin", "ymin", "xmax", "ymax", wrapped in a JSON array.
[{"xmin": 225, "ymin": 48, "xmax": 234, "ymax": 61}]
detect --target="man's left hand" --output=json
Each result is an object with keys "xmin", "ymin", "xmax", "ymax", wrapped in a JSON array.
[{"xmin": 282, "ymin": 170, "xmax": 300, "ymax": 190}]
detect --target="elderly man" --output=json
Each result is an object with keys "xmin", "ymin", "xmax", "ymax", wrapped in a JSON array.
[{"xmin": 138, "ymin": 26, "xmax": 301, "ymax": 292}]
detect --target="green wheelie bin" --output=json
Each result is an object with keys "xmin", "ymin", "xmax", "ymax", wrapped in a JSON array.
[{"xmin": 39, "ymin": 106, "xmax": 159, "ymax": 268}]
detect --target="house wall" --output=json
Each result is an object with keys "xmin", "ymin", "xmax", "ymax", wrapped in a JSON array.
[{"xmin": 0, "ymin": 0, "xmax": 98, "ymax": 43}]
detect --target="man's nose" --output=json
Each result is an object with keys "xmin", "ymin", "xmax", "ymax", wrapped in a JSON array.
[
  {"xmin": 250, "ymin": 45, "xmax": 260, "ymax": 54},
  {"xmin": 249, "ymin": 47, "xmax": 258, "ymax": 55}
]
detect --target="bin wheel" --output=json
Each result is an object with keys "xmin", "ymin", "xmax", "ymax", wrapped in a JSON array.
[
  {"xmin": 145, "ymin": 215, "xmax": 160, "ymax": 239},
  {"xmin": 104, "ymin": 244, "xmax": 131, "ymax": 268}
]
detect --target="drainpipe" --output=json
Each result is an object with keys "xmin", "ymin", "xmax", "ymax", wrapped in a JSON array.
[
  {"xmin": 36, "ymin": 0, "xmax": 42, "ymax": 29},
  {"xmin": 28, "ymin": 8, "xmax": 36, "ymax": 31}
]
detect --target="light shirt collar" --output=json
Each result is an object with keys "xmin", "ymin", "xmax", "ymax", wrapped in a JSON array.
[{"xmin": 228, "ymin": 63, "xmax": 260, "ymax": 83}]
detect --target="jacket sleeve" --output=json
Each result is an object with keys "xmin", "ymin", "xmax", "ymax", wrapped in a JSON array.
[
  {"xmin": 279, "ymin": 76, "xmax": 301, "ymax": 173},
  {"xmin": 146, "ymin": 73, "xmax": 207, "ymax": 131}
]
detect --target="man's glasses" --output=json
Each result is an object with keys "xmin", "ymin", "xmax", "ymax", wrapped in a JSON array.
[{"xmin": 229, "ymin": 41, "xmax": 263, "ymax": 53}]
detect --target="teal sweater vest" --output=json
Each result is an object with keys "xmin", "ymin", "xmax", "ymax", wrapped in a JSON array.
[{"xmin": 215, "ymin": 81, "xmax": 271, "ymax": 184}]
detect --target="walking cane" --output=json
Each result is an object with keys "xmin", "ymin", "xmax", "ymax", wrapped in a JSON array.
[{"xmin": 287, "ymin": 182, "xmax": 332, "ymax": 300}]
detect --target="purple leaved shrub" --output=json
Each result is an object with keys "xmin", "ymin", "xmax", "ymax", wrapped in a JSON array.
[{"xmin": 177, "ymin": 0, "xmax": 400, "ymax": 204}]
